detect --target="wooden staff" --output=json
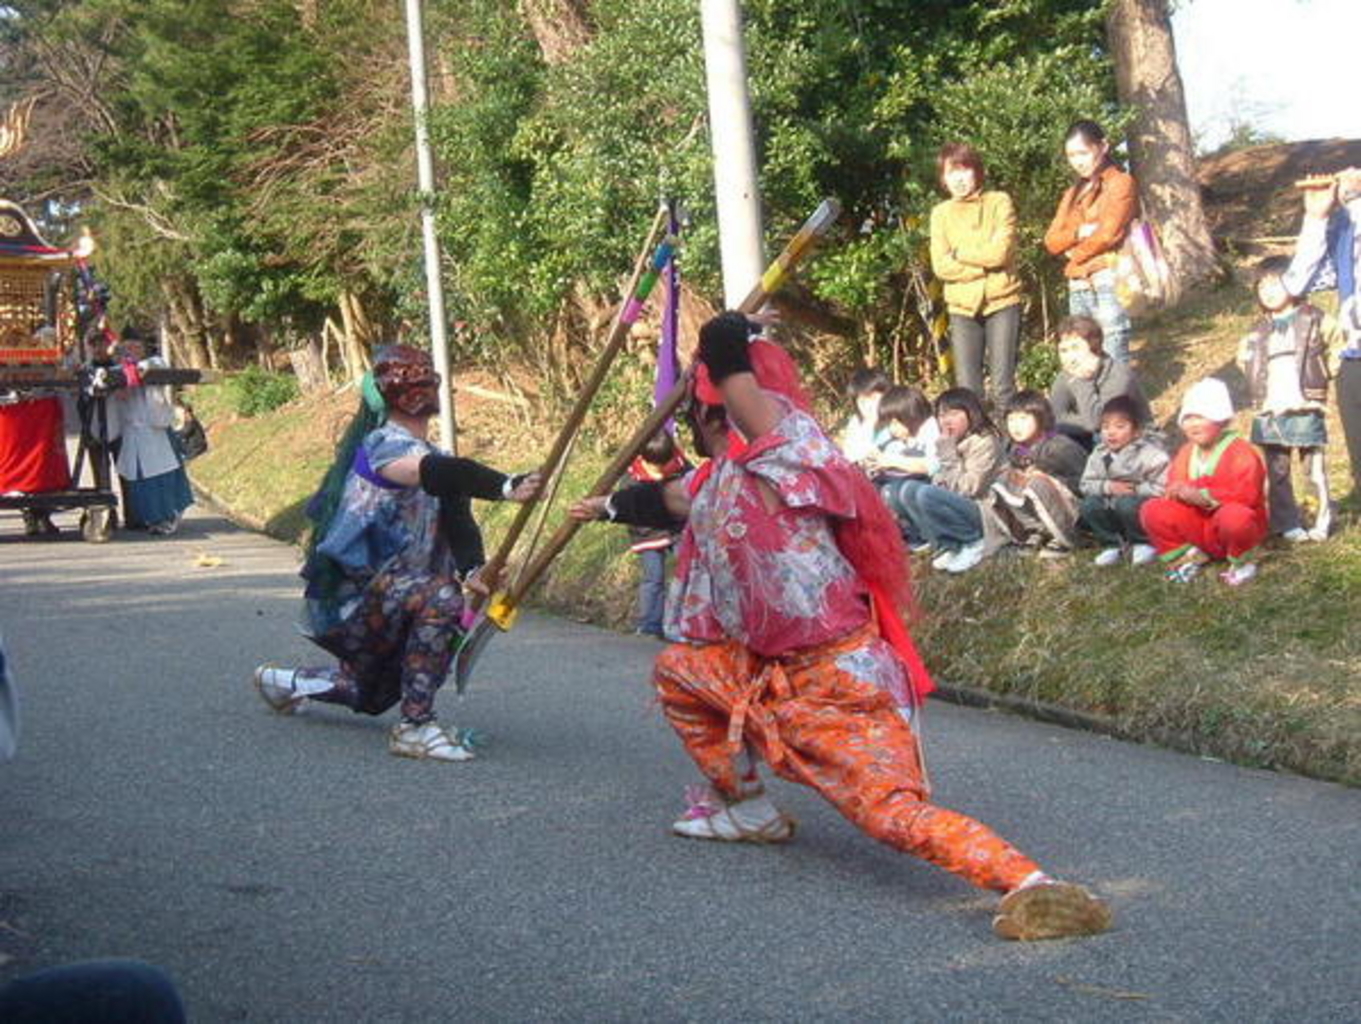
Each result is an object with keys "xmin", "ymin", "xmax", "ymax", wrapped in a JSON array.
[
  {"xmin": 1294, "ymin": 173, "xmax": 1340, "ymax": 190},
  {"xmin": 470, "ymin": 206, "xmax": 670, "ymax": 610},
  {"xmin": 456, "ymin": 198, "xmax": 842, "ymax": 691}
]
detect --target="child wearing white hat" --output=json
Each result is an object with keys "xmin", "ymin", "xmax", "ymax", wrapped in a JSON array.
[{"xmin": 1138, "ymin": 378, "xmax": 1268, "ymax": 585}]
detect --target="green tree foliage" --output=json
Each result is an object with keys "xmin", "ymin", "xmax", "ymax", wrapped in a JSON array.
[
  {"xmin": 1, "ymin": 0, "xmax": 1122, "ymax": 379},
  {"xmin": 1, "ymin": 0, "xmax": 408, "ymax": 351},
  {"xmin": 228, "ymin": 363, "xmax": 300, "ymax": 417},
  {"xmin": 431, "ymin": 0, "xmax": 1119, "ymax": 376}
]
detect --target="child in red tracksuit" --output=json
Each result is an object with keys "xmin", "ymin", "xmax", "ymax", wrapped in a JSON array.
[{"xmin": 1140, "ymin": 377, "xmax": 1267, "ymax": 585}]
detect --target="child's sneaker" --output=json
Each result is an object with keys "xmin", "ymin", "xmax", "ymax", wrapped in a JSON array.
[
  {"xmin": 1037, "ymin": 543, "xmax": 1071, "ymax": 561},
  {"xmin": 945, "ymin": 539, "xmax": 988, "ymax": 573},
  {"xmin": 1164, "ymin": 547, "xmax": 1208, "ymax": 583},
  {"xmin": 1219, "ymin": 562, "xmax": 1258, "ymax": 587},
  {"xmin": 931, "ymin": 548, "xmax": 958, "ymax": 571},
  {"xmin": 1281, "ymin": 527, "xmax": 1309, "ymax": 543},
  {"xmin": 1129, "ymin": 543, "xmax": 1158, "ymax": 566},
  {"xmin": 1092, "ymin": 547, "xmax": 1124, "ymax": 567},
  {"xmin": 1166, "ymin": 562, "xmax": 1201, "ymax": 583}
]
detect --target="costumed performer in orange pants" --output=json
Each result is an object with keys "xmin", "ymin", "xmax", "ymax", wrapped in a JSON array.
[{"xmin": 571, "ymin": 312, "xmax": 1112, "ymax": 941}]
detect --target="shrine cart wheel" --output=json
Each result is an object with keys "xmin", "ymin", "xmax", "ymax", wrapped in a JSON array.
[{"xmin": 80, "ymin": 506, "xmax": 114, "ymax": 543}]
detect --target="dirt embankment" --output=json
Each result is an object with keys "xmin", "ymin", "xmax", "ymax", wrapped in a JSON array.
[{"xmin": 1198, "ymin": 137, "xmax": 1361, "ymax": 247}]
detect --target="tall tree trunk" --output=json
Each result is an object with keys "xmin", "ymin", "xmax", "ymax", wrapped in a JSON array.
[
  {"xmin": 162, "ymin": 277, "xmax": 211, "ymax": 369},
  {"xmin": 1106, "ymin": 0, "xmax": 1219, "ymax": 303},
  {"xmin": 157, "ymin": 311, "xmax": 177, "ymax": 366},
  {"xmin": 517, "ymin": 0, "xmax": 593, "ymax": 65},
  {"xmin": 337, "ymin": 290, "xmax": 373, "ymax": 384},
  {"xmin": 256, "ymin": 323, "xmax": 276, "ymax": 371}
]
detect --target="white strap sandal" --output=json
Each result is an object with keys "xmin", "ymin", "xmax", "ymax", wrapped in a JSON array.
[
  {"xmin": 672, "ymin": 789, "xmax": 795, "ymax": 843},
  {"xmin": 389, "ymin": 721, "xmax": 474, "ymax": 763},
  {"xmin": 252, "ymin": 664, "xmax": 308, "ymax": 715}
]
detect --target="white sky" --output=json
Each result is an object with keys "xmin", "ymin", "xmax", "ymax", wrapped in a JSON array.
[{"xmin": 1172, "ymin": 0, "xmax": 1360, "ymax": 151}]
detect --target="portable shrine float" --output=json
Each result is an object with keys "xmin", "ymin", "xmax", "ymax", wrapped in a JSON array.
[{"xmin": 0, "ymin": 200, "xmax": 200, "ymax": 541}]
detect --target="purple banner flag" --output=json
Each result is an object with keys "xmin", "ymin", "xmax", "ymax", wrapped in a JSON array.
[{"xmin": 654, "ymin": 200, "xmax": 682, "ymax": 424}]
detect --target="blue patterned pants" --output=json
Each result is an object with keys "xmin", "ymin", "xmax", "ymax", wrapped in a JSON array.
[{"xmin": 306, "ymin": 569, "xmax": 465, "ymax": 723}]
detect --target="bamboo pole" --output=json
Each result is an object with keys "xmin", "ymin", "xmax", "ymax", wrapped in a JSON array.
[
  {"xmin": 507, "ymin": 199, "xmax": 841, "ymax": 607},
  {"xmin": 454, "ymin": 199, "xmax": 843, "ymax": 689},
  {"xmin": 472, "ymin": 206, "xmax": 669, "ymax": 609}
]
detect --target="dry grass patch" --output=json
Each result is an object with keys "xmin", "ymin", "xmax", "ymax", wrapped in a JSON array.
[{"xmin": 912, "ymin": 527, "xmax": 1361, "ymax": 785}]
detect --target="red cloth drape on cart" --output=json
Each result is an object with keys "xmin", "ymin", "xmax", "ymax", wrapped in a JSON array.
[{"xmin": 0, "ymin": 398, "xmax": 71, "ymax": 493}]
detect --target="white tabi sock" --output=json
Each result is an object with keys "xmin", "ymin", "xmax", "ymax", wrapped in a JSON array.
[{"xmin": 260, "ymin": 667, "xmax": 333, "ymax": 697}]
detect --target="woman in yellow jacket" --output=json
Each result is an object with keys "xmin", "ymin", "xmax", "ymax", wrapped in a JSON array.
[{"xmin": 929, "ymin": 143, "xmax": 1024, "ymax": 411}]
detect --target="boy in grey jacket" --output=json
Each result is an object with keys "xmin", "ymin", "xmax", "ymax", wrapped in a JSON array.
[{"xmin": 1079, "ymin": 396, "xmax": 1169, "ymax": 565}]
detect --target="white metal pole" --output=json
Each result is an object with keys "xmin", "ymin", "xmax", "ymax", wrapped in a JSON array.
[
  {"xmin": 403, "ymin": 0, "xmax": 456, "ymax": 451},
  {"xmin": 700, "ymin": 0, "xmax": 765, "ymax": 308}
]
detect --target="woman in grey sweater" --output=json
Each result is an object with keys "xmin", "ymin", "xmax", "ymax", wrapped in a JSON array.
[{"xmin": 1049, "ymin": 315, "xmax": 1151, "ymax": 446}]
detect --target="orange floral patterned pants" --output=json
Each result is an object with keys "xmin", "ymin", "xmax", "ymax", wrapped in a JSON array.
[{"xmin": 653, "ymin": 630, "xmax": 1041, "ymax": 892}]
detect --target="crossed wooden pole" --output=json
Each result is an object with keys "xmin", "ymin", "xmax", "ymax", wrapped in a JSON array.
[{"xmin": 454, "ymin": 198, "xmax": 842, "ymax": 692}]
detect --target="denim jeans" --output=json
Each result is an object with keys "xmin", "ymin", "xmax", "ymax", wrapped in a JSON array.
[
  {"xmin": 877, "ymin": 474, "xmax": 929, "ymax": 544},
  {"xmin": 636, "ymin": 547, "xmax": 670, "ymax": 636},
  {"xmin": 1069, "ymin": 269, "xmax": 1131, "ymax": 363},
  {"xmin": 949, "ymin": 303, "xmax": 1021, "ymax": 410},
  {"xmin": 897, "ymin": 480, "xmax": 983, "ymax": 551}
]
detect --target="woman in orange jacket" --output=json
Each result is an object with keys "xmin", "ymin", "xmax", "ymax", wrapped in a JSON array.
[{"xmin": 1044, "ymin": 120, "xmax": 1139, "ymax": 363}]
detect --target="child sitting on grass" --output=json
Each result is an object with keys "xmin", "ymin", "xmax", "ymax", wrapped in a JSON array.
[
  {"xmin": 865, "ymin": 384, "xmax": 939, "ymax": 480},
  {"xmin": 1079, "ymin": 395, "xmax": 1169, "ymax": 566},
  {"xmin": 838, "ymin": 366, "xmax": 892, "ymax": 466},
  {"xmin": 894, "ymin": 388, "xmax": 1005, "ymax": 574},
  {"xmin": 982, "ymin": 390, "xmax": 1088, "ymax": 559},
  {"xmin": 1139, "ymin": 378, "xmax": 1267, "ymax": 586},
  {"xmin": 1235, "ymin": 255, "xmax": 1344, "ymax": 542},
  {"xmin": 1049, "ymin": 315, "xmax": 1152, "ymax": 448},
  {"xmin": 864, "ymin": 385, "xmax": 938, "ymax": 545}
]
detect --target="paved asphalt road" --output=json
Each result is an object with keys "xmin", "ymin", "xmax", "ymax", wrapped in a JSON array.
[{"xmin": 0, "ymin": 507, "xmax": 1357, "ymax": 1023}]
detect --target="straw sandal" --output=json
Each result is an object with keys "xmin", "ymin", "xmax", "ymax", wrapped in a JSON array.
[
  {"xmin": 992, "ymin": 881, "xmax": 1113, "ymax": 941},
  {"xmin": 672, "ymin": 789, "xmax": 796, "ymax": 844}
]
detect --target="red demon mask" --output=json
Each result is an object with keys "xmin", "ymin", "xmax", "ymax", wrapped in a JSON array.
[{"xmin": 373, "ymin": 344, "xmax": 441, "ymax": 418}]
